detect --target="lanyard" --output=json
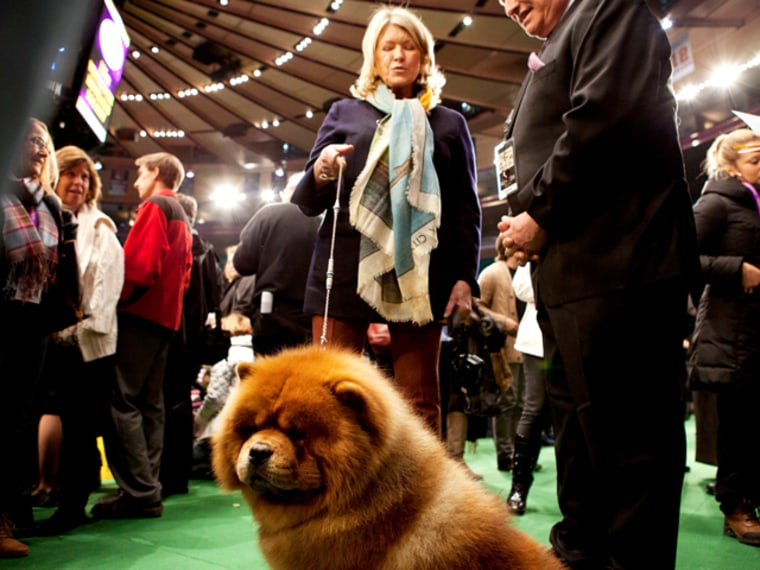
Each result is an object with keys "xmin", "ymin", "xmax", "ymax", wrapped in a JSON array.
[{"xmin": 741, "ymin": 181, "xmax": 760, "ymax": 217}]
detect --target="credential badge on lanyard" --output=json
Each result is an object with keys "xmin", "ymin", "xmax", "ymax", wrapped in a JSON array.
[{"xmin": 494, "ymin": 138, "xmax": 518, "ymax": 200}]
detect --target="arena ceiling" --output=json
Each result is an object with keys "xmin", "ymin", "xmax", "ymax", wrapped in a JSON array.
[{"xmin": 57, "ymin": 0, "xmax": 760, "ymax": 249}]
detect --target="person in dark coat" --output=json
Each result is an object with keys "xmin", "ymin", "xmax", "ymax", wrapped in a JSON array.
[
  {"xmin": 232, "ymin": 172, "xmax": 319, "ymax": 356},
  {"xmin": 496, "ymin": 1, "xmax": 699, "ymax": 567},
  {"xmin": 291, "ymin": 6, "xmax": 481, "ymax": 436},
  {"xmin": 688, "ymin": 127, "xmax": 760, "ymax": 546}
]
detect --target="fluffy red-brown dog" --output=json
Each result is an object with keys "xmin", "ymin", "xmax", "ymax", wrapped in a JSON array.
[{"xmin": 212, "ymin": 345, "xmax": 565, "ymax": 570}]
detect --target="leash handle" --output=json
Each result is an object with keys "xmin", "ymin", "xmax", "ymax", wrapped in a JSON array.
[{"xmin": 320, "ymin": 163, "xmax": 344, "ymax": 347}]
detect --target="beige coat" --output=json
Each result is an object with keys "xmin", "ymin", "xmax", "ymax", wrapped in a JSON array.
[{"xmin": 476, "ymin": 259, "xmax": 521, "ymax": 389}]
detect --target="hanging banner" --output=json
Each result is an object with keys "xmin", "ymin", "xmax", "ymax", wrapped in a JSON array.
[{"xmin": 671, "ymin": 35, "xmax": 695, "ymax": 83}]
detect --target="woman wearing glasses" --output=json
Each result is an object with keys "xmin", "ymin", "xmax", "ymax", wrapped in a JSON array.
[{"xmin": 0, "ymin": 118, "xmax": 72, "ymax": 558}]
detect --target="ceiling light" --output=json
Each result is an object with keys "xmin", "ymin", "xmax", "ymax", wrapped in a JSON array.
[
  {"xmin": 661, "ymin": 16, "xmax": 673, "ymax": 30},
  {"xmin": 132, "ymin": 50, "xmax": 140, "ymax": 59},
  {"xmin": 219, "ymin": 0, "xmax": 229, "ymax": 5},
  {"xmin": 305, "ymin": 109, "xmax": 314, "ymax": 119},
  {"xmin": 314, "ymin": 18, "xmax": 329, "ymax": 36},
  {"xmin": 463, "ymin": 16, "xmax": 473, "ymax": 26},
  {"xmin": 243, "ymin": 162, "xmax": 256, "ymax": 170},
  {"xmin": 151, "ymin": 45, "xmax": 159, "ymax": 54},
  {"xmin": 260, "ymin": 188, "xmax": 277, "ymax": 203},
  {"xmin": 709, "ymin": 64, "xmax": 742, "ymax": 88},
  {"xmin": 186, "ymin": 171, "xmax": 195, "ymax": 179},
  {"xmin": 210, "ymin": 185, "xmax": 245, "ymax": 208}
]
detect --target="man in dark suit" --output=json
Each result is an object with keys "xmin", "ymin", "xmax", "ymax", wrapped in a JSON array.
[{"xmin": 497, "ymin": 1, "xmax": 699, "ymax": 568}]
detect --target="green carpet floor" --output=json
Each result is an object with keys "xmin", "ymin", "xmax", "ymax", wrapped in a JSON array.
[{"xmin": 7, "ymin": 416, "xmax": 760, "ymax": 569}]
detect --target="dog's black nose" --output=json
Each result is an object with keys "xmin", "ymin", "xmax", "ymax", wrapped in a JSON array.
[{"xmin": 249, "ymin": 442, "xmax": 273, "ymax": 466}]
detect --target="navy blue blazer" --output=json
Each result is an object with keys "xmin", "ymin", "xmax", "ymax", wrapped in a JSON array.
[
  {"xmin": 506, "ymin": 0, "xmax": 698, "ymax": 307},
  {"xmin": 292, "ymin": 98, "xmax": 481, "ymax": 322}
]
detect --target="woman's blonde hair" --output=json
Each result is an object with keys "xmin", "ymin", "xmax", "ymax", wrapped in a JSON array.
[
  {"xmin": 350, "ymin": 6, "xmax": 445, "ymax": 106},
  {"xmin": 55, "ymin": 145, "xmax": 102, "ymax": 205},
  {"xmin": 28, "ymin": 118, "xmax": 58, "ymax": 195},
  {"xmin": 704, "ymin": 128, "xmax": 760, "ymax": 180}
]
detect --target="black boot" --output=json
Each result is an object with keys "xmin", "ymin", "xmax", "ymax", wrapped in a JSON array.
[{"xmin": 507, "ymin": 433, "xmax": 540, "ymax": 515}]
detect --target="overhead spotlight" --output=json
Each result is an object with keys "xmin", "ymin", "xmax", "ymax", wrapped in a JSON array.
[
  {"xmin": 274, "ymin": 167, "xmax": 285, "ymax": 177},
  {"xmin": 94, "ymin": 161, "xmax": 103, "ymax": 171},
  {"xmin": 132, "ymin": 50, "xmax": 141, "ymax": 59},
  {"xmin": 709, "ymin": 64, "xmax": 742, "ymax": 88},
  {"xmin": 463, "ymin": 16, "xmax": 473, "ymax": 26},
  {"xmin": 260, "ymin": 188, "xmax": 277, "ymax": 203},
  {"xmin": 253, "ymin": 68, "xmax": 263, "ymax": 78},
  {"xmin": 272, "ymin": 119, "xmax": 280, "ymax": 127},
  {"xmin": 151, "ymin": 45, "xmax": 159, "ymax": 54},
  {"xmin": 305, "ymin": 109, "xmax": 314, "ymax": 119},
  {"xmin": 326, "ymin": 0, "xmax": 344, "ymax": 13},
  {"xmin": 661, "ymin": 16, "xmax": 673, "ymax": 30},
  {"xmin": 186, "ymin": 170, "xmax": 195, "ymax": 179},
  {"xmin": 219, "ymin": 0, "xmax": 229, "ymax": 5},
  {"xmin": 210, "ymin": 185, "xmax": 245, "ymax": 208}
]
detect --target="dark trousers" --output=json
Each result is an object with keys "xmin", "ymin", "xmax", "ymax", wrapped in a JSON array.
[
  {"xmin": 539, "ymin": 279, "xmax": 687, "ymax": 569},
  {"xmin": 715, "ymin": 382, "xmax": 760, "ymax": 513},
  {"xmin": 160, "ymin": 332, "xmax": 199, "ymax": 496},
  {"xmin": 104, "ymin": 315, "xmax": 172, "ymax": 504},
  {"xmin": 53, "ymin": 348, "xmax": 114, "ymax": 513},
  {"xmin": 516, "ymin": 353, "xmax": 550, "ymax": 441},
  {"xmin": 0, "ymin": 305, "xmax": 49, "ymax": 526}
]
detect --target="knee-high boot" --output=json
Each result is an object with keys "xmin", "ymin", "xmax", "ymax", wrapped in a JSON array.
[
  {"xmin": 507, "ymin": 433, "xmax": 541, "ymax": 515},
  {"xmin": 445, "ymin": 412, "xmax": 482, "ymax": 481}
]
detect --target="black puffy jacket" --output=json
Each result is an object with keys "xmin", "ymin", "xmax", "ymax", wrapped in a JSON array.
[{"xmin": 688, "ymin": 177, "xmax": 760, "ymax": 390}]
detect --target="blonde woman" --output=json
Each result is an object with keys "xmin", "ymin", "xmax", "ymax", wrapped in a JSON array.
[
  {"xmin": 688, "ymin": 128, "xmax": 760, "ymax": 546},
  {"xmin": 292, "ymin": 6, "xmax": 481, "ymax": 435}
]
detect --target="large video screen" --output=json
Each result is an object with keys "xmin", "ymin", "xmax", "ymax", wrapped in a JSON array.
[{"xmin": 75, "ymin": 0, "xmax": 130, "ymax": 142}]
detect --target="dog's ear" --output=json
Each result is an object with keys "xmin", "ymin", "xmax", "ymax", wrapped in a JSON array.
[
  {"xmin": 332, "ymin": 381, "xmax": 384, "ymax": 443},
  {"xmin": 235, "ymin": 361, "xmax": 257, "ymax": 382}
]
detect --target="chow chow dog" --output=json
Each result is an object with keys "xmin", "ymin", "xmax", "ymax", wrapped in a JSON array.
[{"xmin": 212, "ymin": 345, "xmax": 564, "ymax": 569}]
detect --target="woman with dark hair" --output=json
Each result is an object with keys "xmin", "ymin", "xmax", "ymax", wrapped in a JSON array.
[
  {"xmin": 32, "ymin": 145, "xmax": 124, "ymax": 535},
  {"xmin": 292, "ymin": 6, "xmax": 481, "ymax": 435}
]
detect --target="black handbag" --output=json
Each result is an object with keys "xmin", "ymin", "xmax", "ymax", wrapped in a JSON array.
[{"xmin": 447, "ymin": 303, "xmax": 511, "ymax": 417}]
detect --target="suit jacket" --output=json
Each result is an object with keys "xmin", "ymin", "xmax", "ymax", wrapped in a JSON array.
[
  {"xmin": 506, "ymin": 0, "xmax": 698, "ymax": 307},
  {"xmin": 292, "ymin": 98, "xmax": 481, "ymax": 321}
]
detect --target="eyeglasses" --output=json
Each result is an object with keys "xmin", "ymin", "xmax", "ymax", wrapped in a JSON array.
[{"xmin": 29, "ymin": 136, "xmax": 49, "ymax": 151}]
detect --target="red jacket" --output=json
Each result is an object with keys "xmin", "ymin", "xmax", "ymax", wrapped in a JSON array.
[{"xmin": 119, "ymin": 190, "xmax": 192, "ymax": 331}]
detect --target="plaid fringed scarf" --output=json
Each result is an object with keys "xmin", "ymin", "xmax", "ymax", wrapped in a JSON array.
[
  {"xmin": 349, "ymin": 84, "xmax": 441, "ymax": 325},
  {"xmin": 1, "ymin": 179, "xmax": 59, "ymax": 303}
]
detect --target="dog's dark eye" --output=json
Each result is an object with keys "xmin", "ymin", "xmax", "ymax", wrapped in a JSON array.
[
  {"xmin": 288, "ymin": 428, "xmax": 307, "ymax": 442},
  {"xmin": 237, "ymin": 425, "xmax": 258, "ymax": 439}
]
